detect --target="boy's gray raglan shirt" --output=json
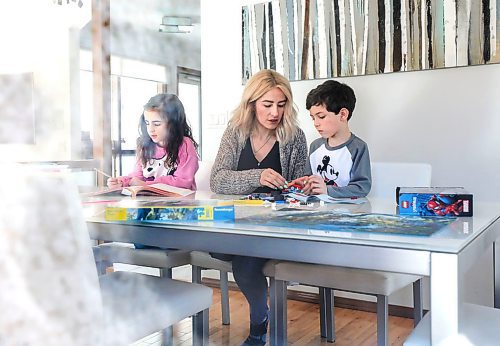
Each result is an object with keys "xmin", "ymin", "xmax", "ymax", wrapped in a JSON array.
[{"xmin": 305, "ymin": 133, "xmax": 372, "ymax": 198}]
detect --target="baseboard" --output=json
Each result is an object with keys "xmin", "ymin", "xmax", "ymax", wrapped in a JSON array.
[{"xmin": 201, "ymin": 277, "xmax": 421, "ymax": 319}]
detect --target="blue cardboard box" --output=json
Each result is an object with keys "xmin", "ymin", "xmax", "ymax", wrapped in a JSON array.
[
  {"xmin": 105, "ymin": 200, "xmax": 235, "ymax": 221},
  {"xmin": 397, "ymin": 187, "xmax": 473, "ymax": 217}
]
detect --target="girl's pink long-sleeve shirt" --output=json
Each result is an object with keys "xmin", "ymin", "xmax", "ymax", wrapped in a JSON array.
[{"xmin": 121, "ymin": 137, "xmax": 199, "ymax": 190}]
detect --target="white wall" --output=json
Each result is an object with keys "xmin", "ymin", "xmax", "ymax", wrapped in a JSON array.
[
  {"xmin": 202, "ymin": 0, "xmax": 500, "ymax": 203},
  {"xmin": 201, "ymin": 0, "xmax": 499, "ymax": 307}
]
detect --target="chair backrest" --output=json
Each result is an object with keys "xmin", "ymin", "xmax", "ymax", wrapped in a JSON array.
[
  {"xmin": 196, "ymin": 160, "xmax": 214, "ymax": 192},
  {"xmin": 368, "ymin": 162, "xmax": 432, "ymax": 199},
  {"xmin": 0, "ymin": 165, "xmax": 103, "ymax": 344}
]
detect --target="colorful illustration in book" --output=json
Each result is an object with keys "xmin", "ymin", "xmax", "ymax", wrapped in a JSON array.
[
  {"xmin": 129, "ymin": 207, "xmax": 204, "ymax": 221},
  {"xmin": 236, "ymin": 210, "xmax": 455, "ymax": 236}
]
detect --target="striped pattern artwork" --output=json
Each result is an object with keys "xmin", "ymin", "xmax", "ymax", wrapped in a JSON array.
[{"xmin": 242, "ymin": 0, "xmax": 500, "ymax": 82}]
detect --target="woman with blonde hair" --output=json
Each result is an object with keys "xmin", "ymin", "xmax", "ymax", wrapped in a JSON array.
[
  {"xmin": 210, "ymin": 69, "xmax": 307, "ymax": 346},
  {"xmin": 211, "ymin": 69, "xmax": 307, "ymax": 194}
]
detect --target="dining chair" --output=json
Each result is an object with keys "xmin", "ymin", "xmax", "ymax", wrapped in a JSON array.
[
  {"xmin": 1, "ymin": 166, "xmax": 212, "ymax": 345},
  {"xmin": 93, "ymin": 246, "xmax": 212, "ymax": 345},
  {"xmin": 263, "ymin": 162, "xmax": 432, "ymax": 346}
]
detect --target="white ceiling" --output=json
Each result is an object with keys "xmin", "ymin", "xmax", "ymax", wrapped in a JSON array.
[
  {"xmin": 110, "ymin": 0, "xmax": 200, "ymax": 29},
  {"xmin": 79, "ymin": 0, "xmax": 201, "ymax": 68}
]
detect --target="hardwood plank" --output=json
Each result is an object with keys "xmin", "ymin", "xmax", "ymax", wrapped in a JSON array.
[{"xmin": 163, "ymin": 287, "xmax": 414, "ymax": 345}]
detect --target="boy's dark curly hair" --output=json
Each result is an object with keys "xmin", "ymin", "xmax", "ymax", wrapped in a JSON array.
[{"xmin": 305, "ymin": 80, "xmax": 356, "ymax": 120}]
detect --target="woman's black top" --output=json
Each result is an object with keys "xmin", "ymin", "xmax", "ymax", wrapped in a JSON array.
[{"xmin": 237, "ymin": 138, "xmax": 282, "ymax": 193}]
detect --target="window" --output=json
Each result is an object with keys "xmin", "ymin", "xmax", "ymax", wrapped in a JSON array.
[
  {"xmin": 79, "ymin": 51, "xmax": 167, "ymax": 175},
  {"xmin": 177, "ymin": 67, "xmax": 202, "ymax": 159}
]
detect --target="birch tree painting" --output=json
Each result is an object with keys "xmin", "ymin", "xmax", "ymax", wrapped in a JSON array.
[{"xmin": 242, "ymin": 0, "xmax": 500, "ymax": 82}]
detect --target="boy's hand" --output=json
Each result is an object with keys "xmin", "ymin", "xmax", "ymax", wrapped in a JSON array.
[
  {"xmin": 260, "ymin": 168, "xmax": 287, "ymax": 190},
  {"xmin": 302, "ymin": 175, "xmax": 327, "ymax": 195},
  {"xmin": 289, "ymin": 176, "xmax": 309, "ymax": 188}
]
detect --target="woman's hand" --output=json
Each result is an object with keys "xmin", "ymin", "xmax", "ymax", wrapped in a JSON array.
[
  {"xmin": 260, "ymin": 168, "xmax": 287, "ymax": 190},
  {"xmin": 301, "ymin": 175, "xmax": 327, "ymax": 195},
  {"xmin": 107, "ymin": 177, "xmax": 123, "ymax": 189}
]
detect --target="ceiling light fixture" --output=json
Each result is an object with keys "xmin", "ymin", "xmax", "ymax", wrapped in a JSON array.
[
  {"xmin": 159, "ymin": 16, "xmax": 193, "ymax": 34},
  {"xmin": 53, "ymin": 0, "xmax": 84, "ymax": 7}
]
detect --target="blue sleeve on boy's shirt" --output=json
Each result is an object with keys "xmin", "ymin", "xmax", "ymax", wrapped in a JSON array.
[{"xmin": 326, "ymin": 137, "xmax": 371, "ymax": 198}]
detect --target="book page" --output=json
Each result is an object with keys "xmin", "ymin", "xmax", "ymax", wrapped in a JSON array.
[
  {"xmin": 122, "ymin": 183, "xmax": 194, "ymax": 197},
  {"xmin": 148, "ymin": 183, "xmax": 194, "ymax": 196}
]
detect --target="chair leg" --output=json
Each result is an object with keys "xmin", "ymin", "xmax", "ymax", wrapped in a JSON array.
[
  {"xmin": 160, "ymin": 326, "xmax": 174, "ymax": 346},
  {"xmin": 376, "ymin": 294, "xmax": 388, "ymax": 346},
  {"xmin": 325, "ymin": 288, "xmax": 335, "ymax": 343},
  {"xmin": 159, "ymin": 267, "xmax": 173, "ymax": 278},
  {"xmin": 413, "ymin": 279, "xmax": 423, "ymax": 326},
  {"xmin": 319, "ymin": 287, "xmax": 326, "ymax": 337},
  {"xmin": 269, "ymin": 277, "xmax": 288, "ymax": 346},
  {"xmin": 219, "ymin": 270, "xmax": 230, "ymax": 325},
  {"xmin": 95, "ymin": 260, "xmax": 110, "ymax": 276},
  {"xmin": 319, "ymin": 287, "xmax": 335, "ymax": 342},
  {"xmin": 192, "ymin": 308, "xmax": 209, "ymax": 346},
  {"xmin": 192, "ymin": 265, "xmax": 202, "ymax": 283}
]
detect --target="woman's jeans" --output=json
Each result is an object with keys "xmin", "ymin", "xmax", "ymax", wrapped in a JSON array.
[{"xmin": 211, "ymin": 253, "xmax": 269, "ymax": 324}]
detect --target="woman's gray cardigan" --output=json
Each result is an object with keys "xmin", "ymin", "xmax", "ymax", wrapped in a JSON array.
[{"xmin": 210, "ymin": 126, "xmax": 308, "ymax": 194}]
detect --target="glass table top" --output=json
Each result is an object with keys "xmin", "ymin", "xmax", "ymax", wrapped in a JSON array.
[{"xmin": 84, "ymin": 192, "xmax": 500, "ymax": 254}]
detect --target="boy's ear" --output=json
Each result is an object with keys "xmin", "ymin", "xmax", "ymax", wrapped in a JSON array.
[{"xmin": 339, "ymin": 108, "xmax": 350, "ymax": 121}]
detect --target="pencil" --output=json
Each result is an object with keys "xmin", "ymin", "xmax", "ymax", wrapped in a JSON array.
[{"xmin": 94, "ymin": 168, "xmax": 113, "ymax": 179}]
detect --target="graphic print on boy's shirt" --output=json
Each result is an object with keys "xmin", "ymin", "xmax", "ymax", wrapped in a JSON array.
[{"xmin": 309, "ymin": 144, "xmax": 353, "ymax": 187}]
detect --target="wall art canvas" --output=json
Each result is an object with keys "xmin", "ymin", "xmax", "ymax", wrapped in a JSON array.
[{"xmin": 242, "ymin": 0, "xmax": 500, "ymax": 82}]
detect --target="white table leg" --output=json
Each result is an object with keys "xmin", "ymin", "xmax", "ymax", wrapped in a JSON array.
[
  {"xmin": 494, "ymin": 241, "xmax": 500, "ymax": 308},
  {"xmin": 430, "ymin": 252, "xmax": 461, "ymax": 344}
]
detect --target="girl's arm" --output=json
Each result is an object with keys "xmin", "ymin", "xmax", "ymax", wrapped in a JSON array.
[
  {"xmin": 118, "ymin": 159, "xmax": 145, "ymax": 187},
  {"xmin": 144, "ymin": 138, "xmax": 199, "ymax": 190},
  {"xmin": 106, "ymin": 157, "xmax": 144, "ymax": 188}
]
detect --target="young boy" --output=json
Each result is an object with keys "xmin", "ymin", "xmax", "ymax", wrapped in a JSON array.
[{"xmin": 298, "ymin": 80, "xmax": 371, "ymax": 198}]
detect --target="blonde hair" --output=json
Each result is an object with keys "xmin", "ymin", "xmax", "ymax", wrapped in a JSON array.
[{"xmin": 229, "ymin": 69, "xmax": 299, "ymax": 144}]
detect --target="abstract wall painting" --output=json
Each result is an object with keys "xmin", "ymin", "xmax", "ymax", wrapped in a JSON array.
[{"xmin": 242, "ymin": 0, "xmax": 500, "ymax": 82}]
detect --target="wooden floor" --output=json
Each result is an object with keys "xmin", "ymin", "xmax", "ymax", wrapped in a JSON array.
[{"xmin": 157, "ymin": 287, "xmax": 414, "ymax": 346}]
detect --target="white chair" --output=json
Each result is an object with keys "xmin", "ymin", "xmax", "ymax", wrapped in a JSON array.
[
  {"xmin": 195, "ymin": 160, "xmax": 214, "ymax": 192},
  {"xmin": 0, "ymin": 166, "xmax": 212, "ymax": 345},
  {"xmin": 263, "ymin": 162, "xmax": 432, "ymax": 346},
  {"xmin": 368, "ymin": 162, "xmax": 432, "ymax": 199}
]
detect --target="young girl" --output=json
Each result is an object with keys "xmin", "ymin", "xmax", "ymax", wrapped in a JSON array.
[{"xmin": 107, "ymin": 93, "xmax": 199, "ymax": 190}]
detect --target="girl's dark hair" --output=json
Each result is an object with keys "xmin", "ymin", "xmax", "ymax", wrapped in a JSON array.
[{"xmin": 137, "ymin": 93, "xmax": 198, "ymax": 167}]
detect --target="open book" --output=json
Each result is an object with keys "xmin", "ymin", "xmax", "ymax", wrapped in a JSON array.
[{"xmin": 85, "ymin": 183, "xmax": 195, "ymax": 198}]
